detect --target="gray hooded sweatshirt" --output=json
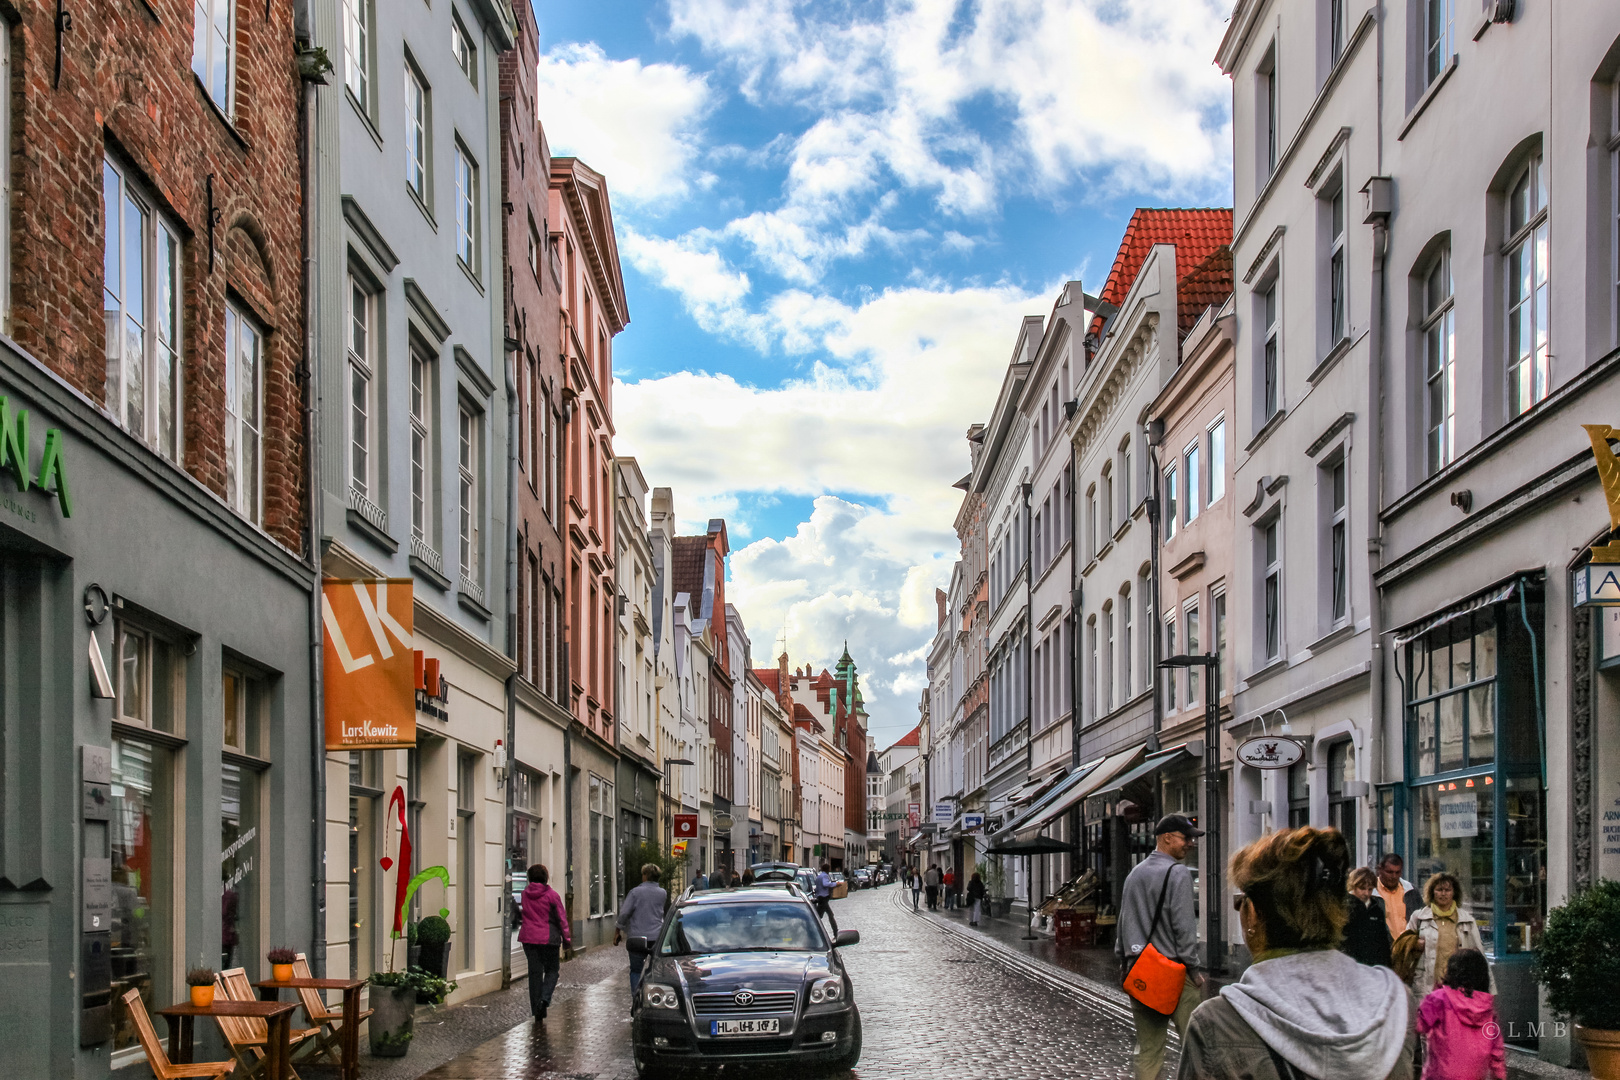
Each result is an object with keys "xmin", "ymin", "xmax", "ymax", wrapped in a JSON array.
[{"xmin": 1178, "ymin": 949, "xmax": 1413, "ymax": 1080}]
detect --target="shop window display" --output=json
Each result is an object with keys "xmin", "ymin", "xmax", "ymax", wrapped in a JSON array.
[{"xmin": 110, "ymin": 736, "xmax": 174, "ymax": 1051}]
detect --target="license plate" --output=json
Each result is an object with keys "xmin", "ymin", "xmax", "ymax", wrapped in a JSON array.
[{"xmin": 711, "ymin": 1018, "xmax": 781, "ymax": 1036}]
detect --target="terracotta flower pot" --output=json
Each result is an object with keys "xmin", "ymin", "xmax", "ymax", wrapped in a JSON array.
[
  {"xmin": 271, "ymin": 963, "xmax": 294, "ymax": 983},
  {"xmin": 190, "ymin": 985, "xmax": 215, "ymax": 1008},
  {"xmin": 1577, "ymin": 1025, "xmax": 1620, "ymax": 1080}
]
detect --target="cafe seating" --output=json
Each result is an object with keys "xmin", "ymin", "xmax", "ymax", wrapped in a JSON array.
[
  {"xmin": 289, "ymin": 953, "xmax": 372, "ymax": 1064},
  {"xmin": 214, "ymin": 969, "xmax": 319, "ymax": 1080},
  {"xmin": 120, "ymin": 988, "xmax": 237, "ymax": 1080}
]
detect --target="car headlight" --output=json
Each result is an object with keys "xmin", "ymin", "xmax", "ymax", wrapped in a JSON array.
[
  {"xmin": 807, "ymin": 977, "xmax": 844, "ymax": 1005},
  {"xmin": 643, "ymin": 983, "xmax": 680, "ymax": 1010}
]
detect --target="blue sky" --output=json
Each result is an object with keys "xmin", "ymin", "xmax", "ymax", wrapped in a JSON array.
[{"xmin": 531, "ymin": 0, "xmax": 1234, "ymax": 748}]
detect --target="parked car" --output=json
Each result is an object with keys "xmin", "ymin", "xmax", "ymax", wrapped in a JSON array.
[
  {"xmin": 850, "ymin": 868, "xmax": 872, "ymax": 889},
  {"xmin": 629, "ymin": 883, "xmax": 862, "ymax": 1076},
  {"xmin": 748, "ymin": 861, "xmax": 801, "ymax": 884}
]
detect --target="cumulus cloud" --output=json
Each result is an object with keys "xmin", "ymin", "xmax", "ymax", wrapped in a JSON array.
[{"xmin": 533, "ymin": 43, "xmax": 714, "ymax": 204}]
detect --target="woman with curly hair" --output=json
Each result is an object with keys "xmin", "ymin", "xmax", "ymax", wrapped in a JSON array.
[
  {"xmin": 1408, "ymin": 873, "xmax": 1492, "ymax": 998},
  {"xmin": 1176, "ymin": 827, "xmax": 1416, "ymax": 1080}
]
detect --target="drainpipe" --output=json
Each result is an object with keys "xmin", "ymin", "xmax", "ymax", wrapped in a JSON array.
[
  {"xmin": 1070, "ymin": 438, "xmax": 1081, "ymax": 770},
  {"xmin": 501, "ymin": 328, "xmax": 519, "ymax": 988},
  {"xmin": 1364, "ymin": 185, "xmax": 1392, "ymax": 833},
  {"xmin": 1146, "ymin": 424, "xmax": 1165, "ymax": 751},
  {"xmin": 299, "ymin": 66, "xmax": 327, "ymax": 978}
]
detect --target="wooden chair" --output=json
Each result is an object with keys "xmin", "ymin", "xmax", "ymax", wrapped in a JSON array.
[
  {"xmin": 290, "ymin": 953, "xmax": 371, "ymax": 1065},
  {"xmin": 120, "ymin": 988, "xmax": 236, "ymax": 1080},
  {"xmin": 214, "ymin": 970, "xmax": 319, "ymax": 1080}
]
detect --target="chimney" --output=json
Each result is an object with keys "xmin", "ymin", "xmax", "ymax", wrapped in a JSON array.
[{"xmin": 935, "ymin": 588, "xmax": 948, "ymax": 629}]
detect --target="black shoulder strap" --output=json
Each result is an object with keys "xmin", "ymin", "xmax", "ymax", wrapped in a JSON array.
[{"xmin": 1144, "ymin": 863, "xmax": 1174, "ymax": 948}]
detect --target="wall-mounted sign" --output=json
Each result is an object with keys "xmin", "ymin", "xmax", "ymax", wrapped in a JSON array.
[
  {"xmin": 1575, "ymin": 564, "xmax": 1620, "ymax": 608},
  {"xmin": 1582, "ymin": 424, "xmax": 1620, "ymax": 570},
  {"xmin": 322, "ymin": 578, "xmax": 416, "ymax": 748},
  {"xmin": 1236, "ymin": 736, "xmax": 1304, "ymax": 770},
  {"xmin": 1438, "ymin": 790, "xmax": 1479, "ymax": 838},
  {"xmin": 0, "ymin": 394, "xmax": 72, "ymax": 518},
  {"xmin": 673, "ymin": 814, "xmax": 698, "ymax": 840},
  {"xmin": 907, "ymin": 802, "xmax": 920, "ymax": 827},
  {"xmin": 962, "ymin": 813, "xmax": 985, "ymax": 831},
  {"xmin": 933, "ymin": 801, "xmax": 955, "ymax": 823}
]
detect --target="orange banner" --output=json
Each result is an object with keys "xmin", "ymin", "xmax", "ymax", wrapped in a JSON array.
[{"xmin": 322, "ymin": 578, "xmax": 417, "ymax": 749}]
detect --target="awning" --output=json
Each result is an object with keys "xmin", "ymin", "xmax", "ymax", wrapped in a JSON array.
[
  {"xmin": 1006, "ymin": 771, "xmax": 1063, "ymax": 808},
  {"xmin": 984, "ymin": 832, "xmax": 1075, "ymax": 856},
  {"xmin": 1390, "ymin": 577, "xmax": 1523, "ymax": 649},
  {"xmin": 1010, "ymin": 745, "xmax": 1146, "ymax": 840},
  {"xmin": 995, "ymin": 756, "xmax": 1106, "ymax": 837},
  {"xmin": 1088, "ymin": 744, "xmax": 1200, "ymax": 802}
]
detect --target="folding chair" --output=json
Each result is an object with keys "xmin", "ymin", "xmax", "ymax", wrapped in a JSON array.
[
  {"xmin": 290, "ymin": 953, "xmax": 371, "ymax": 1065},
  {"xmin": 120, "ymin": 988, "xmax": 236, "ymax": 1080},
  {"xmin": 214, "ymin": 969, "xmax": 319, "ymax": 1080}
]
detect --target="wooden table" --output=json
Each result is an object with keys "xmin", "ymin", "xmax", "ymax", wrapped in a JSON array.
[
  {"xmin": 255, "ymin": 976, "xmax": 366, "ymax": 1080},
  {"xmin": 156, "ymin": 999, "xmax": 296, "ymax": 1080}
]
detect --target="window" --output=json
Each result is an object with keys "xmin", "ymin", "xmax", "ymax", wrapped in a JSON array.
[
  {"xmin": 192, "ymin": 0, "xmax": 234, "ymax": 114},
  {"xmin": 1263, "ymin": 517, "xmax": 1282, "ymax": 661},
  {"xmin": 1505, "ymin": 153, "xmax": 1550, "ymax": 418},
  {"xmin": 1327, "ymin": 184, "xmax": 1347, "ymax": 344},
  {"xmin": 1424, "ymin": 0, "xmax": 1455, "ymax": 88},
  {"xmin": 220, "ymin": 667, "xmax": 267, "ymax": 971},
  {"xmin": 114, "ymin": 621, "xmax": 183, "ymax": 733},
  {"xmin": 103, "ymin": 160, "xmax": 183, "ymax": 462},
  {"xmin": 1139, "ymin": 568, "xmax": 1153, "ymax": 689},
  {"xmin": 458, "ymin": 405, "xmax": 481, "ymax": 583},
  {"xmin": 1327, "ymin": 739, "xmax": 1357, "ymax": 844},
  {"xmin": 347, "ymin": 278, "xmax": 377, "ymax": 502},
  {"xmin": 1164, "ymin": 613, "xmax": 1177, "ymax": 710},
  {"xmin": 1185, "ymin": 601, "xmax": 1200, "ymax": 706},
  {"xmin": 451, "ymin": 12, "xmax": 477, "ymax": 85},
  {"xmin": 1101, "ymin": 466, "xmax": 1113, "ymax": 540},
  {"xmin": 1213, "ymin": 590, "xmax": 1227, "ymax": 680},
  {"xmin": 1262, "ymin": 281, "xmax": 1280, "ymax": 420},
  {"xmin": 1259, "ymin": 46, "xmax": 1279, "ymax": 180},
  {"xmin": 457, "ymin": 752, "xmax": 477, "ymax": 968},
  {"xmin": 224, "ymin": 304, "xmax": 263, "ymax": 525},
  {"xmin": 109, "ymin": 734, "xmax": 175, "ymax": 1052},
  {"xmin": 1120, "ymin": 438, "xmax": 1133, "ymax": 518},
  {"xmin": 1208, "ymin": 417, "xmax": 1226, "ymax": 505},
  {"xmin": 1163, "ymin": 464, "xmax": 1177, "ymax": 540},
  {"xmin": 342, "ymin": 0, "xmax": 370, "ymax": 109},
  {"xmin": 1103, "ymin": 608, "xmax": 1115, "ymax": 713},
  {"xmin": 1327, "ymin": 458, "xmax": 1349, "ymax": 623},
  {"xmin": 455, "ymin": 146, "xmax": 478, "ymax": 269},
  {"xmin": 406, "ymin": 65, "xmax": 429, "ymax": 203},
  {"xmin": 1184, "ymin": 440, "xmax": 1200, "ymax": 524},
  {"xmin": 1086, "ymin": 488, "xmax": 1097, "ymax": 558},
  {"xmin": 528, "ymin": 214, "xmax": 542, "ymax": 280},
  {"xmin": 1422, "ymin": 246, "xmax": 1456, "ymax": 473},
  {"xmin": 1288, "ymin": 760, "xmax": 1310, "ymax": 827},
  {"xmin": 1328, "ymin": 0, "xmax": 1346, "ymax": 64},
  {"xmin": 589, "ymin": 774, "xmax": 616, "ymax": 916},
  {"xmin": 410, "ymin": 349, "xmax": 433, "ymax": 544},
  {"xmin": 1121, "ymin": 586, "xmax": 1133, "ymax": 699},
  {"xmin": 1086, "ymin": 618, "xmax": 1097, "ymax": 722}
]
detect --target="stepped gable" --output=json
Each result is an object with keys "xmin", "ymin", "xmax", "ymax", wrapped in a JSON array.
[{"xmin": 1090, "ymin": 208, "xmax": 1234, "ymax": 338}]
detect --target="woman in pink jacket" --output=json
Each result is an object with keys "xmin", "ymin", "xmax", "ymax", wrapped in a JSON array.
[
  {"xmin": 517, "ymin": 864, "xmax": 571, "ymax": 1020},
  {"xmin": 1417, "ymin": 949, "xmax": 1506, "ymax": 1080}
]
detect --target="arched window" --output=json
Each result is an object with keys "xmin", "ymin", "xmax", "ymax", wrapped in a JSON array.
[{"xmin": 1503, "ymin": 152, "xmax": 1549, "ymax": 418}]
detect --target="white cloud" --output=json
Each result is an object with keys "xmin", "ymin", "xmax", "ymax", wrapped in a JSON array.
[{"xmin": 533, "ymin": 43, "xmax": 714, "ymax": 204}]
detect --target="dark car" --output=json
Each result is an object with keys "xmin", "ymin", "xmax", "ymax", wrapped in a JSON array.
[
  {"xmin": 630, "ymin": 883, "xmax": 862, "ymax": 1076},
  {"xmin": 850, "ymin": 868, "xmax": 872, "ymax": 889}
]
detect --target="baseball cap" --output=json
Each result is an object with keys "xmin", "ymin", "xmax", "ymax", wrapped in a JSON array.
[{"xmin": 1155, "ymin": 813, "xmax": 1205, "ymax": 838}]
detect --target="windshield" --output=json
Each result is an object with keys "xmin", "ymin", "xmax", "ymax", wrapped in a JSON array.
[{"xmin": 660, "ymin": 902, "xmax": 828, "ymax": 955}]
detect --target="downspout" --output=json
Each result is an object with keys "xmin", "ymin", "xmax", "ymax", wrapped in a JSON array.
[
  {"xmin": 500, "ymin": 328, "xmax": 519, "ymax": 988},
  {"xmin": 1146, "ymin": 430, "xmax": 1165, "ymax": 751},
  {"xmin": 1070, "ymin": 438, "xmax": 1081, "ymax": 770},
  {"xmin": 1366, "ymin": 202, "xmax": 1390, "ymax": 822},
  {"xmin": 1022, "ymin": 480, "xmax": 1034, "ymax": 907},
  {"xmin": 300, "ymin": 64, "xmax": 327, "ymax": 978}
]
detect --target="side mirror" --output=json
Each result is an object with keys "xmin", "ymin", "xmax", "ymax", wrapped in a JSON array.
[
  {"xmin": 628, "ymin": 937, "xmax": 656, "ymax": 955},
  {"xmin": 834, "ymin": 930, "xmax": 860, "ymax": 948}
]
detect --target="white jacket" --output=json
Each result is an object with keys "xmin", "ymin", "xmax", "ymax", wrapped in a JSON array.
[{"xmin": 1407, "ymin": 905, "xmax": 1493, "ymax": 997}]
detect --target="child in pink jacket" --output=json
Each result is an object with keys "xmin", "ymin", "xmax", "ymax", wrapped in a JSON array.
[{"xmin": 1418, "ymin": 949, "xmax": 1506, "ymax": 1080}]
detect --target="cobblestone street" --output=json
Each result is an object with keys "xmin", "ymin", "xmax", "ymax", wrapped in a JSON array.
[{"xmin": 400, "ymin": 885, "xmax": 1139, "ymax": 1080}]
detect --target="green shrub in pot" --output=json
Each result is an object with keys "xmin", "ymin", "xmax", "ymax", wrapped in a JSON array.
[
  {"xmin": 1535, "ymin": 879, "xmax": 1620, "ymax": 1078},
  {"xmin": 414, "ymin": 915, "xmax": 452, "ymax": 982}
]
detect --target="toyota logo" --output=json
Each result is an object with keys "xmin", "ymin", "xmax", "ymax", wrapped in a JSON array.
[{"xmin": 733, "ymin": 991, "xmax": 755, "ymax": 1006}]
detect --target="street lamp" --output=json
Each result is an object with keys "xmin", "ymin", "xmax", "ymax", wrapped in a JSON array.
[{"xmin": 1159, "ymin": 650, "xmax": 1224, "ymax": 975}]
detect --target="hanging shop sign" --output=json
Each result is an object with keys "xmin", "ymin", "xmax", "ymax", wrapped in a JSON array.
[
  {"xmin": 961, "ymin": 813, "xmax": 985, "ymax": 831},
  {"xmin": 932, "ymin": 800, "xmax": 955, "ymax": 824},
  {"xmin": 322, "ymin": 578, "xmax": 416, "ymax": 749},
  {"xmin": 1578, "ymin": 424, "xmax": 1620, "ymax": 605},
  {"xmin": 0, "ymin": 393, "xmax": 72, "ymax": 519},
  {"xmin": 673, "ymin": 814, "xmax": 698, "ymax": 840},
  {"xmin": 1575, "ymin": 564, "xmax": 1620, "ymax": 607},
  {"xmin": 1235, "ymin": 736, "xmax": 1304, "ymax": 770},
  {"xmin": 907, "ymin": 802, "xmax": 921, "ymax": 827}
]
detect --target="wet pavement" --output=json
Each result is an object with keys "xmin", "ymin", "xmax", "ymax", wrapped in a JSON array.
[{"xmin": 401, "ymin": 883, "xmax": 1141, "ymax": 1080}]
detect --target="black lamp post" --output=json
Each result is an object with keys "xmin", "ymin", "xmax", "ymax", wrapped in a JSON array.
[{"xmin": 1159, "ymin": 650, "xmax": 1224, "ymax": 975}]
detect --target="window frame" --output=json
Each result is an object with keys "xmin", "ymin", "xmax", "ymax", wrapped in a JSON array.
[
  {"xmin": 223, "ymin": 301, "xmax": 264, "ymax": 526},
  {"xmin": 192, "ymin": 0, "xmax": 236, "ymax": 117},
  {"xmin": 405, "ymin": 62, "xmax": 431, "ymax": 207},
  {"xmin": 454, "ymin": 143, "xmax": 480, "ymax": 273},
  {"xmin": 1421, "ymin": 245, "xmax": 1456, "ymax": 473},
  {"xmin": 1164, "ymin": 612, "xmax": 1178, "ymax": 710},
  {"xmin": 1208, "ymin": 416, "xmax": 1227, "ymax": 506},
  {"xmin": 1163, "ymin": 463, "xmax": 1178, "ymax": 540},
  {"xmin": 451, "ymin": 11, "xmax": 478, "ymax": 86},
  {"xmin": 342, "ymin": 0, "xmax": 372, "ymax": 112},
  {"xmin": 1262, "ymin": 516, "xmax": 1283, "ymax": 662},
  {"xmin": 1183, "ymin": 439, "xmax": 1200, "ymax": 525},
  {"xmin": 113, "ymin": 618, "xmax": 185, "ymax": 734},
  {"xmin": 1184, "ymin": 599, "xmax": 1200, "ymax": 706},
  {"xmin": 1504, "ymin": 152, "xmax": 1550, "ymax": 419},
  {"xmin": 1327, "ymin": 180, "xmax": 1348, "ymax": 345},
  {"xmin": 1424, "ymin": 0, "xmax": 1455, "ymax": 90},
  {"xmin": 458, "ymin": 402, "xmax": 482, "ymax": 584},
  {"xmin": 410, "ymin": 347, "xmax": 434, "ymax": 546},
  {"xmin": 1121, "ymin": 584, "xmax": 1133, "ymax": 699},
  {"xmin": 1258, "ymin": 45, "xmax": 1279, "ymax": 182},
  {"xmin": 1261, "ymin": 278, "xmax": 1281, "ymax": 421},
  {"xmin": 347, "ymin": 275, "xmax": 378, "ymax": 502},
  {"xmin": 1327, "ymin": 456, "xmax": 1350, "ymax": 626},
  {"xmin": 1328, "ymin": 0, "xmax": 1346, "ymax": 64},
  {"xmin": 103, "ymin": 157, "xmax": 184, "ymax": 463}
]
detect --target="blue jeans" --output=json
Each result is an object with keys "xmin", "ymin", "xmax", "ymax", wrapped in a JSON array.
[
  {"xmin": 628, "ymin": 950, "xmax": 648, "ymax": 1000},
  {"xmin": 524, "ymin": 943, "xmax": 560, "ymax": 1016}
]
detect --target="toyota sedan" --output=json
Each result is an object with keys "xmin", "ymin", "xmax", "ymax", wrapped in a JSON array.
[{"xmin": 630, "ymin": 884, "xmax": 861, "ymax": 1076}]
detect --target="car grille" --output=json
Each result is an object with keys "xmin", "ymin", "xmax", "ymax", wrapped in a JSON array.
[{"xmin": 691, "ymin": 990, "xmax": 798, "ymax": 1014}]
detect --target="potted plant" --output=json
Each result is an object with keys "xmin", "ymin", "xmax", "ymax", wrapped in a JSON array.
[
  {"xmin": 366, "ymin": 968, "xmax": 457, "ymax": 1057},
  {"xmin": 977, "ymin": 860, "xmax": 1009, "ymax": 917},
  {"xmin": 414, "ymin": 916, "xmax": 452, "ymax": 983},
  {"xmin": 1535, "ymin": 878, "xmax": 1620, "ymax": 1078},
  {"xmin": 266, "ymin": 947, "xmax": 296, "ymax": 983},
  {"xmin": 186, "ymin": 967, "xmax": 216, "ymax": 1008}
]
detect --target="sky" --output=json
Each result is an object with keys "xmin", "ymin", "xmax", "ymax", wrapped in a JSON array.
[{"xmin": 532, "ymin": 0, "xmax": 1235, "ymax": 750}]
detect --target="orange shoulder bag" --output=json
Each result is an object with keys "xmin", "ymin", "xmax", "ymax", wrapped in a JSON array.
[{"xmin": 1123, "ymin": 867, "xmax": 1188, "ymax": 1015}]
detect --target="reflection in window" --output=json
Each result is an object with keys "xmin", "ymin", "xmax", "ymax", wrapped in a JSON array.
[
  {"xmin": 1505, "ymin": 154, "xmax": 1550, "ymax": 418},
  {"xmin": 221, "ymin": 760, "xmax": 259, "ymax": 971},
  {"xmin": 110, "ymin": 736, "xmax": 174, "ymax": 1051}
]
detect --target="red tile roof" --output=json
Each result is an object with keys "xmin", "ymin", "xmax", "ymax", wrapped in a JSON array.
[
  {"xmin": 670, "ymin": 536, "xmax": 709, "ymax": 609},
  {"xmin": 1176, "ymin": 245, "xmax": 1234, "ymax": 337},
  {"xmin": 887, "ymin": 724, "xmax": 921, "ymax": 750},
  {"xmin": 1091, "ymin": 208, "xmax": 1233, "ymax": 338},
  {"xmin": 753, "ymin": 669, "xmax": 781, "ymax": 694},
  {"xmin": 793, "ymin": 703, "xmax": 815, "ymax": 720}
]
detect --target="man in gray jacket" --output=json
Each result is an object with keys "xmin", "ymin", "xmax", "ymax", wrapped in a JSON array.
[
  {"xmin": 1117, "ymin": 814, "xmax": 1205, "ymax": 1080},
  {"xmin": 615, "ymin": 863, "xmax": 669, "ymax": 1009}
]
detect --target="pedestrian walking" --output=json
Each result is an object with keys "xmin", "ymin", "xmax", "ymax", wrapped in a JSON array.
[
  {"xmin": 911, "ymin": 869, "xmax": 922, "ymax": 911},
  {"xmin": 516, "ymin": 864, "xmax": 571, "ymax": 1022},
  {"xmin": 1416, "ymin": 949, "xmax": 1506, "ymax": 1080},
  {"xmin": 1176, "ymin": 827, "xmax": 1417, "ymax": 1080},
  {"xmin": 728, "ymin": 869, "xmax": 742, "ymax": 888},
  {"xmin": 1343, "ymin": 866, "xmax": 1394, "ymax": 968},
  {"xmin": 614, "ymin": 863, "xmax": 668, "ymax": 1010},
  {"xmin": 813, "ymin": 860, "xmax": 841, "ymax": 934},
  {"xmin": 944, "ymin": 868, "xmax": 957, "ymax": 910},
  {"xmin": 692, "ymin": 869, "xmax": 709, "ymax": 892},
  {"xmin": 1118, "ymin": 815, "xmax": 1205, "ymax": 1080},
  {"xmin": 1376, "ymin": 853, "xmax": 1423, "ymax": 944},
  {"xmin": 740, "ymin": 868, "xmax": 756, "ymax": 886},
  {"xmin": 1409, "ymin": 873, "xmax": 1492, "ymax": 998},
  {"xmin": 966, "ymin": 871, "xmax": 986, "ymax": 927},
  {"xmin": 924, "ymin": 864, "xmax": 941, "ymax": 910}
]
